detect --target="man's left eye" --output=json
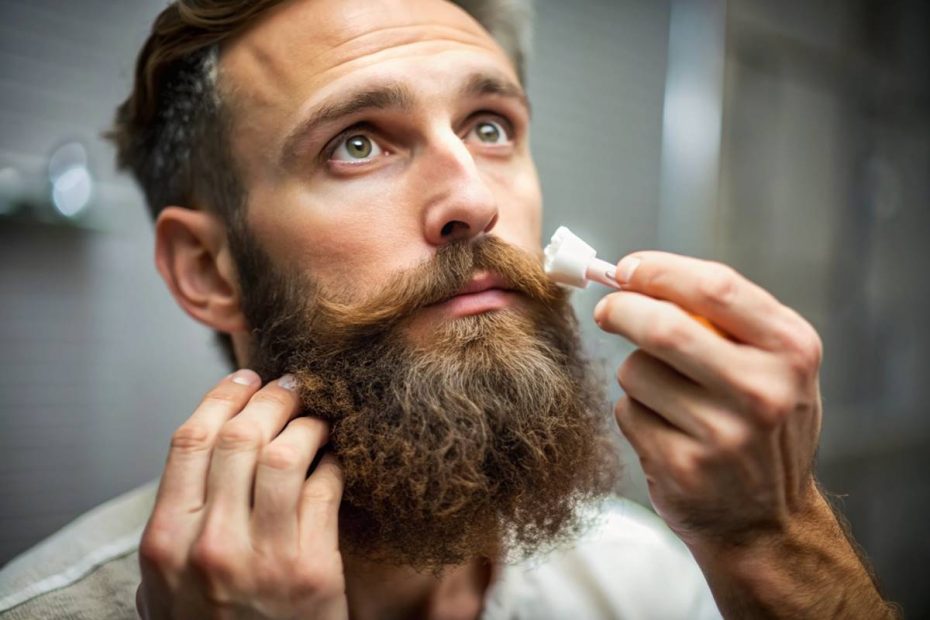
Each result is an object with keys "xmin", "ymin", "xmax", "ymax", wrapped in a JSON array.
[
  {"xmin": 331, "ymin": 134, "xmax": 384, "ymax": 162},
  {"xmin": 466, "ymin": 119, "xmax": 511, "ymax": 145}
]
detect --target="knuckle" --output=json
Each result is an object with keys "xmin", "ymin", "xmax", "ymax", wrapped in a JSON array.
[
  {"xmin": 717, "ymin": 365, "xmax": 749, "ymax": 395},
  {"xmin": 216, "ymin": 422, "xmax": 264, "ymax": 452},
  {"xmin": 250, "ymin": 390, "xmax": 293, "ymax": 410},
  {"xmin": 788, "ymin": 327, "xmax": 824, "ymax": 375},
  {"xmin": 296, "ymin": 415, "xmax": 328, "ymax": 431},
  {"xmin": 303, "ymin": 483, "xmax": 341, "ymax": 507},
  {"xmin": 202, "ymin": 389, "xmax": 242, "ymax": 406},
  {"xmin": 667, "ymin": 450, "xmax": 704, "ymax": 490},
  {"xmin": 698, "ymin": 263, "xmax": 740, "ymax": 308},
  {"xmin": 288, "ymin": 416, "xmax": 329, "ymax": 442},
  {"xmin": 292, "ymin": 564, "xmax": 333, "ymax": 595},
  {"xmin": 139, "ymin": 523, "xmax": 179, "ymax": 572},
  {"xmin": 190, "ymin": 534, "xmax": 235, "ymax": 580},
  {"xmin": 259, "ymin": 443, "xmax": 303, "ymax": 471},
  {"xmin": 644, "ymin": 308, "xmax": 691, "ymax": 351},
  {"xmin": 769, "ymin": 313, "xmax": 823, "ymax": 375},
  {"xmin": 741, "ymin": 381, "xmax": 795, "ymax": 427},
  {"xmin": 710, "ymin": 423, "xmax": 751, "ymax": 457},
  {"xmin": 170, "ymin": 422, "xmax": 214, "ymax": 453}
]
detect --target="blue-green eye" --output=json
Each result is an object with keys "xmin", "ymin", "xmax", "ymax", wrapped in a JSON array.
[
  {"xmin": 331, "ymin": 134, "xmax": 383, "ymax": 162},
  {"xmin": 467, "ymin": 119, "xmax": 510, "ymax": 145}
]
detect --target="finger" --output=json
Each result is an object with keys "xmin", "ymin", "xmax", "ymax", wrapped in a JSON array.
[
  {"xmin": 204, "ymin": 375, "xmax": 302, "ymax": 524},
  {"xmin": 156, "ymin": 369, "xmax": 262, "ymax": 512},
  {"xmin": 610, "ymin": 251, "xmax": 799, "ymax": 350},
  {"xmin": 299, "ymin": 453, "xmax": 345, "ymax": 554},
  {"xmin": 596, "ymin": 291, "xmax": 774, "ymax": 390},
  {"xmin": 251, "ymin": 417, "xmax": 330, "ymax": 550},
  {"xmin": 618, "ymin": 350, "xmax": 737, "ymax": 439},
  {"xmin": 615, "ymin": 396, "xmax": 696, "ymax": 477}
]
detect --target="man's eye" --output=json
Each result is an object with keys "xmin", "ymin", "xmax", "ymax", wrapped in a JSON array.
[
  {"xmin": 466, "ymin": 120, "xmax": 510, "ymax": 145},
  {"xmin": 331, "ymin": 134, "xmax": 383, "ymax": 162}
]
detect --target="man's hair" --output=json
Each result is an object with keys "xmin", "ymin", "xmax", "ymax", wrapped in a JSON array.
[{"xmin": 109, "ymin": 0, "xmax": 531, "ymax": 367}]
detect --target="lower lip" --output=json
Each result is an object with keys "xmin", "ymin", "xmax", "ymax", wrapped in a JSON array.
[{"xmin": 437, "ymin": 289, "xmax": 517, "ymax": 317}]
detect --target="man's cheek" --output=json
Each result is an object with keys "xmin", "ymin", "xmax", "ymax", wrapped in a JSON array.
[
  {"xmin": 490, "ymin": 217, "xmax": 543, "ymax": 258},
  {"xmin": 492, "ymin": 180, "xmax": 543, "ymax": 248}
]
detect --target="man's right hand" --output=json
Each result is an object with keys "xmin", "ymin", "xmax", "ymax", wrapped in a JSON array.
[{"xmin": 136, "ymin": 370, "xmax": 348, "ymax": 620}]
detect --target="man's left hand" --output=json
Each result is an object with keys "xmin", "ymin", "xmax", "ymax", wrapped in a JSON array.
[{"xmin": 593, "ymin": 251, "xmax": 824, "ymax": 545}]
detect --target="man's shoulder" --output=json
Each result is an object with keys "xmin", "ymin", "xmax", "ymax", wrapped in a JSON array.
[
  {"xmin": 0, "ymin": 480, "xmax": 158, "ymax": 618},
  {"xmin": 484, "ymin": 496, "xmax": 722, "ymax": 619}
]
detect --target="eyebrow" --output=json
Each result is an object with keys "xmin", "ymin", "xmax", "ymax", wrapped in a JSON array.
[
  {"xmin": 279, "ymin": 71, "xmax": 529, "ymax": 168},
  {"xmin": 459, "ymin": 72, "xmax": 530, "ymax": 114}
]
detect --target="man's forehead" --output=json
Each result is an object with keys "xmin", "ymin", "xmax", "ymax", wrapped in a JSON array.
[{"xmin": 219, "ymin": 0, "xmax": 516, "ymax": 111}]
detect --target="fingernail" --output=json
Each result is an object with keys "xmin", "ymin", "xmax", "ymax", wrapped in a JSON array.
[
  {"xmin": 616, "ymin": 257, "xmax": 641, "ymax": 285},
  {"xmin": 230, "ymin": 369, "xmax": 259, "ymax": 386},
  {"xmin": 278, "ymin": 374, "xmax": 297, "ymax": 391}
]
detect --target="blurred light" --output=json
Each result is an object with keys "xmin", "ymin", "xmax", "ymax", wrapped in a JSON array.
[
  {"xmin": 663, "ymin": 88, "xmax": 722, "ymax": 167},
  {"xmin": 656, "ymin": 0, "xmax": 726, "ymax": 257},
  {"xmin": 48, "ymin": 142, "xmax": 93, "ymax": 218},
  {"xmin": 48, "ymin": 142, "xmax": 87, "ymax": 182},
  {"xmin": 51, "ymin": 166, "xmax": 93, "ymax": 217}
]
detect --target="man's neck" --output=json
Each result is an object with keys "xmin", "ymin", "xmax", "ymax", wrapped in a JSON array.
[{"xmin": 343, "ymin": 554, "xmax": 496, "ymax": 620}]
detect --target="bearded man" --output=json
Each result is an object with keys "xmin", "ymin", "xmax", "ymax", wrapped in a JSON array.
[{"xmin": 0, "ymin": 0, "xmax": 898, "ymax": 618}]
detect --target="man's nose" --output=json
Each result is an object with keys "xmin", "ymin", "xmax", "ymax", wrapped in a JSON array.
[{"xmin": 417, "ymin": 132, "xmax": 499, "ymax": 246}]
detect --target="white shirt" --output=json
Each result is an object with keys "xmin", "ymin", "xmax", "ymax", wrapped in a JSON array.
[{"xmin": 0, "ymin": 482, "xmax": 720, "ymax": 619}]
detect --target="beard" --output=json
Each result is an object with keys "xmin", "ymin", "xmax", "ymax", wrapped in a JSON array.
[{"xmin": 232, "ymin": 232, "xmax": 621, "ymax": 570}]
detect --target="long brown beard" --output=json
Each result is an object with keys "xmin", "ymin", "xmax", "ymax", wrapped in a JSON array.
[{"xmin": 235, "ymin": 234, "xmax": 621, "ymax": 570}]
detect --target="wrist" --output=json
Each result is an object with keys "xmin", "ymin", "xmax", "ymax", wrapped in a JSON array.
[
  {"xmin": 686, "ymin": 481, "xmax": 896, "ymax": 619},
  {"xmin": 688, "ymin": 478, "xmax": 825, "ymax": 560}
]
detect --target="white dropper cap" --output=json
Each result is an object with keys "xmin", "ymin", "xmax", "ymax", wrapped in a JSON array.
[{"xmin": 543, "ymin": 226, "xmax": 620, "ymax": 289}]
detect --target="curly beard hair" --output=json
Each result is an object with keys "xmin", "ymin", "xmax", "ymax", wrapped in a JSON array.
[{"xmin": 235, "ymin": 233, "xmax": 621, "ymax": 570}]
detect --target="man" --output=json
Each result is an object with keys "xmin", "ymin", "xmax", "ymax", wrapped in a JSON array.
[{"xmin": 0, "ymin": 0, "xmax": 898, "ymax": 618}]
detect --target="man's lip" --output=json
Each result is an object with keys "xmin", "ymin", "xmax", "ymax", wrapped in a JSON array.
[
  {"xmin": 454, "ymin": 272, "xmax": 513, "ymax": 297},
  {"xmin": 427, "ymin": 272, "xmax": 517, "ymax": 317}
]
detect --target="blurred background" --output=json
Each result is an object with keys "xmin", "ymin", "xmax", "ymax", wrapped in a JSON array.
[{"xmin": 0, "ymin": 0, "xmax": 927, "ymax": 614}]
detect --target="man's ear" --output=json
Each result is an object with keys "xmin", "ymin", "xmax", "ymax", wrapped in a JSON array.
[{"xmin": 154, "ymin": 206, "xmax": 248, "ymax": 334}]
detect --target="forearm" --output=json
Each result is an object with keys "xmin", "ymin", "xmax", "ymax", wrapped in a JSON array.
[{"xmin": 688, "ymin": 488, "xmax": 899, "ymax": 619}]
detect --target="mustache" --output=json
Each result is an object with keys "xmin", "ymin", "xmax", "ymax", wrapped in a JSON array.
[{"xmin": 308, "ymin": 235, "xmax": 567, "ymax": 342}]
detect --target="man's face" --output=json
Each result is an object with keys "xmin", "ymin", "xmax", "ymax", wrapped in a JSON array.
[
  {"xmin": 221, "ymin": 0, "xmax": 542, "ymax": 316},
  {"xmin": 215, "ymin": 0, "xmax": 618, "ymax": 570}
]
